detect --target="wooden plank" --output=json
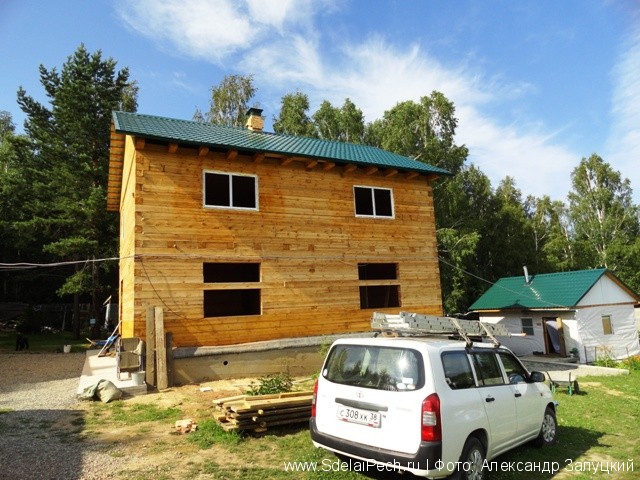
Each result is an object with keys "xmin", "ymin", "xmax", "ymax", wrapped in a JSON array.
[
  {"xmin": 166, "ymin": 331, "xmax": 174, "ymax": 388},
  {"xmin": 145, "ymin": 307, "xmax": 156, "ymax": 387},
  {"xmin": 155, "ymin": 307, "xmax": 168, "ymax": 390}
]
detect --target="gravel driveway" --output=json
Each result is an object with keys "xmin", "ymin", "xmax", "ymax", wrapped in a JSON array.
[{"xmin": 0, "ymin": 352, "xmax": 125, "ymax": 480}]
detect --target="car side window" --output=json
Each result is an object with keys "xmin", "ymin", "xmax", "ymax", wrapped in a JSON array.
[
  {"xmin": 442, "ymin": 351, "xmax": 476, "ymax": 390},
  {"xmin": 472, "ymin": 352, "xmax": 505, "ymax": 386},
  {"xmin": 498, "ymin": 352, "xmax": 529, "ymax": 384}
]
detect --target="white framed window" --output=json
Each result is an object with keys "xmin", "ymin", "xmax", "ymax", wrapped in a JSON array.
[
  {"xmin": 602, "ymin": 315, "xmax": 613, "ymax": 335},
  {"xmin": 354, "ymin": 186, "xmax": 394, "ymax": 218},
  {"xmin": 521, "ymin": 318, "xmax": 534, "ymax": 336},
  {"xmin": 203, "ymin": 170, "xmax": 258, "ymax": 210}
]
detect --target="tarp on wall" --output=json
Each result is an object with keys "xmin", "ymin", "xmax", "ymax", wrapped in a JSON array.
[{"xmin": 577, "ymin": 305, "xmax": 640, "ymax": 363}]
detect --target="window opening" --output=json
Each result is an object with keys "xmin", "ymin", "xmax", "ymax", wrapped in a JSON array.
[
  {"xmin": 354, "ymin": 186, "xmax": 393, "ymax": 218},
  {"xmin": 204, "ymin": 171, "xmax": 257, "ymax": 210},
  {"xmin": 358, "ymin": 263, "xmax": 399, "ymax": 309},
  {"xmin": 203, "ymin": 289, "xmax": 260, "ymax": 317},
  {"xmin": 203, "ymin": 262, "xmax": 261, "ymax": 317},
  {"xmin": 203, "ymin": 263, "xmax": 260, "ymax": 283}
]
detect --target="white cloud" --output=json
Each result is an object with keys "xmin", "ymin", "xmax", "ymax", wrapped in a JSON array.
[
  {"xmin": 606, "ymin": 17, "xmax": 640, "ymax": 202},
  {"xmin": 116, "ymin": 0, "xmax": 582, "ymax": 201}
]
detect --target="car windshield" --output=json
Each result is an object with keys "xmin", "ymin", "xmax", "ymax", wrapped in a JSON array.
[{"xmin": 323, "ymin": 344, "xmax": 423, "ymax": 391}]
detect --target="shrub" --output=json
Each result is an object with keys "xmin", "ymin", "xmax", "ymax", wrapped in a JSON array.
[
  {"xmin": 246, "ymin": 373, "xmax": 293, "ymax": 396},
  {"xmin": 621, "ymin": 355, "xmax": 640, "ymax": 371}
]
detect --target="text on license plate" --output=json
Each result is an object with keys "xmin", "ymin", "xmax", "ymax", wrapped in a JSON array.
[{"xmin": 337, "ymin": 406, "xmax": 381, "ymax": 427}]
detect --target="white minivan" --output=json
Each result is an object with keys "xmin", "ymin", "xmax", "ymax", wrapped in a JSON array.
[{"xmin": 310, "ymin": 336, "xmax": 557, "ymax": 479}]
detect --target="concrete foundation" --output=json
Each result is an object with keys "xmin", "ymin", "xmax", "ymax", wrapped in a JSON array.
[{"xmin": 171, "ymin": 333, "xmax": 373, "ymax": 384}]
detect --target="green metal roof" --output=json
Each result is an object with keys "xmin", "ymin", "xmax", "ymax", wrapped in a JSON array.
[
  {"xmin": 112, "ymin": 111, "xmax": 451, "ymax": 176},
  {"xmin": 469, "ymin": 268, "xmax": 615, "ymax": 310}
]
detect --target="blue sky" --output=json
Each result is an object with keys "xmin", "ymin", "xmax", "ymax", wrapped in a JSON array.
[{"xmin": 1, "ymin": 0, "xmax": 639, "ymax": 202}]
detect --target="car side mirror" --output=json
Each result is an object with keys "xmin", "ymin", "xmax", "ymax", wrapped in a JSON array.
[{"xmin": 529, "ymin": 371, "xmax": 545, "ymax": 383}]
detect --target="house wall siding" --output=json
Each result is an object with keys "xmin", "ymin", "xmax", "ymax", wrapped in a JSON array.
[{"xmin": 121, "ymin": 142, "xmax": 443, "ymax": 347}]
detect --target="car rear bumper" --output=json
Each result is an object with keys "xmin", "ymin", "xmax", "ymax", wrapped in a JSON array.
[{"xmin": 309, "ymin": 418, "xmax": 442, "ymax": 474}]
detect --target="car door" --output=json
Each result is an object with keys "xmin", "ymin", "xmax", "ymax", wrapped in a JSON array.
[
  {"xmin": 498, "ymin": 351, "xmax": 544, "ymax": 440},
  {"xmin": 471, "ymin": 351, "xmax": 517, "ymax": 454}
]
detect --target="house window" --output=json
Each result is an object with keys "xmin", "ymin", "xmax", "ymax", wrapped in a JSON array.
[
  {"xmin": 521, "ymin": 318, "xmax": 534, "ymax": 336},
  {"xmin": 358, "ymin": 263, "xmax": 400, "ymax": 309},
  {"xmin": 203, "ymin": 262, "xmax": 261, "ymax": 317},
  {"xmin": 602, "ymin": 315, "xmax": 613, "ymax": 335},
  {"xmin": 354, "ymin": 186, "xmax": 394, "ymax": 218},
  {"xmin": 204, "ymin": 171, "xmax": 257, "ymax": 210}
]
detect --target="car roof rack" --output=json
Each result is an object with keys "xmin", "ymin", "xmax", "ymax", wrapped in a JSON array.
[{"xmin": 371, "ymin": 311, "xmax": 509, "ymax": 348}]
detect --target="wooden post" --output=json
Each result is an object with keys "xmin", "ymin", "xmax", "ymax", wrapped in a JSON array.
[
  {"xmin": 155, "ymin": 307, "xmax": 168, "ymax": 390},
  {"xmin": 166, "ymin": 332, "xmax": 174, "ymax": 388},
  {"xmin": 145, "ymin": 307, "xmax": 156, "ymax": 387}
]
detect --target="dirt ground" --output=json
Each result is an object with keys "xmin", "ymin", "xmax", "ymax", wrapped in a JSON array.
[
  {"xmin": 76, "ymin": 377, "xmax": 317, "ymax": 479},
  {"xmin": 0, "ymin": 351, "xmax": 316, "ymax": 479}
]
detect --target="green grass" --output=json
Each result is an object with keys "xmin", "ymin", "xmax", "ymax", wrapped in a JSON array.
[
  {"xmin": 187, "ymin": 419, "xmax": 242, "ymax": 449},
  {"xmin": 107, "ymin": 401, "xmax": 183, "ymax": 424},
  {"xmin": 79, "ymin": 371, "xmax": 639, "ymax": 479},
  {"xmin": 491, "ymin": 372, "xmax": 640, "ymax": 480},
  {"xmin": 186, "ymin": 372, "xmax": 640, "ymax": 480}
]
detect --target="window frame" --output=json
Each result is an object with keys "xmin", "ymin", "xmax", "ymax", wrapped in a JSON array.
[
  {"xmin": 353, "ymin": 185, "xmax": 395, "ymax": 219},
  {"xmin": 521, "ymin": 317, "xmax": 534, "ymax": 336},
  {"xmin": 203, "ymin": 170, "xmax": 259, "ymax": 211},
  {"xmin": 601, "ymin": 315, "xmax": 613, "ymax": 335}
]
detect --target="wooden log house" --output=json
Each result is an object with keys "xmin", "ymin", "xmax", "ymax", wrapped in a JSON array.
[{"xmin": 107, "ymin": 109, "xmax": 450, "ymax": 376}]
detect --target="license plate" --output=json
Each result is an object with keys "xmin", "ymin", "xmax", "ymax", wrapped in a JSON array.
[{"xmin": 337, "ymin": 405, "xmax": 381, "ymax": 428}]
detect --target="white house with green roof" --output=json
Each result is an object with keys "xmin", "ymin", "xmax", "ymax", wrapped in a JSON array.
[{"xmin": 470, "ymin": 268, "xmax": 640, "ymax": 364}]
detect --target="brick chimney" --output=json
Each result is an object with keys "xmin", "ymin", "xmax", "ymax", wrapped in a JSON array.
[{"xmin": 245, "ymin": 107, "xmax": 264, "ymax": 132}]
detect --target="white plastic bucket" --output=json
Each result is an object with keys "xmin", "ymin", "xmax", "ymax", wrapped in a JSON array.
[
  {"xmin": 131, "ymin": 371, "xmax": 145, "ymax": 386},
  {"xmin": 63, "ymin": 345, "xmax": 71, "ymax": 353}
]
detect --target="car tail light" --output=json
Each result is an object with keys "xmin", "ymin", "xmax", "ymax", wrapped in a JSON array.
[
  {"xmin": 421, "ymin": 393, "xmax": 441, "ymax": 441},
  {"xmin": 311, "ymin": 379, "xmax": 318, "ymax": 418}
]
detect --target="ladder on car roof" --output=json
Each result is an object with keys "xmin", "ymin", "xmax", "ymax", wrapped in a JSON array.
[{"xmin": 371, "ymin": 311, "xmax": 509, "ymax": 348}]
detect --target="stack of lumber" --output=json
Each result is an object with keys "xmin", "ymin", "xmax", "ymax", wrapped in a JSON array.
[{"xmin": 213, "ymin": 391, "xmax": 313, "ymax": 433}]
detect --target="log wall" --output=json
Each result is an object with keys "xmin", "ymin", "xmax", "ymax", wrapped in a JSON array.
[{"xmin": 118, "ymin": 140, "xmax": 444, "ymax": 346}]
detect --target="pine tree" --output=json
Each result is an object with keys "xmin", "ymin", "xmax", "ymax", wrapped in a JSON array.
[{"xmin": 15, "ymin": 44, "xmax": 135, "ymax": 337}]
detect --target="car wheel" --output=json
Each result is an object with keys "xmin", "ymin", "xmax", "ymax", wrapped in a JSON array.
[
  {"xmin": 449, "ymin": 436, "xmax": 485, "ymax": 480},
  {"xmin": 534, "ymin": 406, "xmax": 557, "ymax": 447}
]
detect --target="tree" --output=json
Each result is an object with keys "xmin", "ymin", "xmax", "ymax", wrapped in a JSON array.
[
  {"xmin": 568, "ymin": 154, "xmax": 640, "ymax": 289},
  {"xmin": 273, "ymin": 91, "xmax": 315, "ymax": 136},
  {"xmin": 312, "ymin": 100, "xmax": 341, "ymax": 140},
  {"xmin": 367, "ymin": 92, "xmax": 468, "ymax": 174},
  {"xmin": 205, "ymin": 74, "xmax": 256, "ymax": 127},
  {"xmin": 525, "ymin": 195, "xmax": 574, "ymax": 272},
  {"xmin": 13, "ymin": 44, "xmax": 134, "ymax": 337},
  {"xmin": 366, "ymin": 92, "xmax": 471, "ymax": 312},
  {"xmin": 436, "ymin": 165, "xmax": 492, "ymax": 313}
]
